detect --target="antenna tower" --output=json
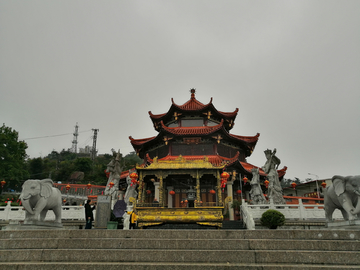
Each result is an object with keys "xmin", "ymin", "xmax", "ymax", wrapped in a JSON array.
[
  {"xmin": 91, "ymin": 129, "xmax": 99, "ymax": 160},
  {"xmin": 71, "ymin": 123, "xmax": 79, "ymax": 153}
]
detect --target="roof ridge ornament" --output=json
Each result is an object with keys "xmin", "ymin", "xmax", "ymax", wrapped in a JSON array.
[{"xmin": 190, "ymin": 88, "xmax": 196, "ymax": 99}]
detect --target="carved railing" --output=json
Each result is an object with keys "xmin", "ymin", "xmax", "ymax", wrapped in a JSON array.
[
  {"xmin": 240, "ymin": 198, "xmax": 344, "ymax": 230},
  {"xmin": 0, "ymin": 202, "xmax": 90, "ymax": 221},
  {"xmin": 240, "ymin": 200, "xmax": 255, "ymax": 230}
]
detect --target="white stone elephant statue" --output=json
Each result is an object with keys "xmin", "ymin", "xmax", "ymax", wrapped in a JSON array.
[
  {"xmin": 324, "ymin": 175, "xmax": 360, "ymax": 222},
  {"xmin": 19, "ymin": 179, "xmax": 62, "ymax": 223}
]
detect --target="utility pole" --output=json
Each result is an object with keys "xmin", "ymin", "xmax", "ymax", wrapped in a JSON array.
[
  {"xmin": 71, "ymin": 123, "xmax": 79, "ymax": 153},
  {"xmin": 91, "ymin": 129, "xmax": 99, "ymax": 161}
]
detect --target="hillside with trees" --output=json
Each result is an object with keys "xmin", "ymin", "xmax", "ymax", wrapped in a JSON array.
[{"xmin": 0, "ymin": 124, "xmax": 142, "ymax": 192}]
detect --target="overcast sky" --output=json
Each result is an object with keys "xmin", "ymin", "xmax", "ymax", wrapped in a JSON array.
[{"xmin": 1, "ymin": 1, "xmax": 359, "ymax": 181}]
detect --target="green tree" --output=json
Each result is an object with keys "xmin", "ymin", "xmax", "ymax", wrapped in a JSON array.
[
  {"xmin": 123, "ymin": 152, "xmax": 142, "ymax": 171},
  {"xmin": 28, "ymin": 157, "xmax": 46, "ymax": 179},
  {"xmin": 0, "ymin": 124, "xmax": 29, "ymax": 191},
  {"xmin": 54, "ymin": 160, "xmax": 75, "ymax": 183}
]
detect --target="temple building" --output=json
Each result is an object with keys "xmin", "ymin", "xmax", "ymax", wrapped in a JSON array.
[{"xmin": 125, "ymin": 89, "xmax": 287, "ymax": 228}]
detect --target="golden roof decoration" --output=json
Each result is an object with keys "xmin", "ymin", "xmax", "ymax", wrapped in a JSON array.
[{"xmin": 138, "ymin": 155, "xmax": 226, "ymax": 170}]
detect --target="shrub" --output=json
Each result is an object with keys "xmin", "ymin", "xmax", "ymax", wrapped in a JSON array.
[
  {"xmin": 231, "ymin": 199, "xmax": 242, "ymax": 211},
  {"xmin": 260, "ymin": 209, "xmax": 285, "ymax": 229}
]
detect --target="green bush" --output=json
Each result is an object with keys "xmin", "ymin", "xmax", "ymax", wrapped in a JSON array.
[
  {"xmin": 231, "ymin": 199, "xmax": 242, "ymax": 211},
  {"xmin": 260, "ymin": 209, "xmax": 285, "ymax": 229}
]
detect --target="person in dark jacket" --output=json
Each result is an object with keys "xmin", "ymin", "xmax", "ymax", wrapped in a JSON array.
[{"xmin": 84, "ymin": 199, "xmax": 96, "ymax": 229}]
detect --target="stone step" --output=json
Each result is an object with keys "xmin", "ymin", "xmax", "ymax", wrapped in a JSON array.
[
  {"xmin": 0, "ymin": 249, "xmax": 359, "ymax": 265},
  {"xmin": 1, "ymin": 229, "xmax": 358, "ymax": 268},
  {"xmin": 1, "ymin": 229, "xmax": 359, "ymax": 241},
  {"xmin": 0, "ymin": 262, "xmax": 359, "ymax": 270},
  {"xmin": 1, "ymin": 238, "xmax": 359, "ymax": 251}
]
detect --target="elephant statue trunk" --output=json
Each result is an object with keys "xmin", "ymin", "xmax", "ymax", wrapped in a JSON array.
[
  {"xmin": 351, "ymin": 196, "xmax": 360, "ymax": 215},
  {"xmin": 21, "ymin": 198, "xmax": 35, "ymax": 215}
]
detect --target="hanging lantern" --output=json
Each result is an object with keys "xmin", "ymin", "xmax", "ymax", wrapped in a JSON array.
[
  {"xmin": 66, "ymin": 184, "xmax": 71, "ymax": 192},
  {"xmin": 243, "ymin": 176, "xmax": 248, "ymax": 184},
  {"xmin": 264, "ymin": 179, "xmax": 269, "ymax": 188},
  {"xmin": 130, "ymin": 172, "xmax": 138, "ymax": 180},
  {"xmin": 184, "ymin": 199, "xmax": 188, "ymax": 203},
  {"xmin": 146, "ymin": 190, "xmax": 151, "ymax": 195},
  {"xmin": 221, "ymin": 172, "xmax": 230, "ymax": 180},
  {"xmin": 321, "ymin": 181, "xmax": 327, "ymax": 188},
  {"xmin": 291, "ymin": 182, "xmax": 297, "ymax": 189},
  {"xmin": 109, "ymin": 182, "xmax": 114, "ymax": 188},
  {"xmin": 236, "ymin": 190, "xmax": 242, "ymax": 194},
  {"xmin": 87, "ymin": 183, "xmax": 92, "ymax": 189},
  {"xmin": 1, "ymin": 180, "xmax": 6, "ymax": 188},
  {"xmin": 169, "ymin": 190, "xmax": 175, "ymax": 196},
  {"xmin": 63, "ymin": 199, "xmax": 66, "ymax": 203},
  {"xmin": 209, "ymin": 189, "xmax": 216, "ymax": 194}
]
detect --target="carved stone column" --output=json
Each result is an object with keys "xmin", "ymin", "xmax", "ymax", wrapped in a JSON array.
[
  {"xmin": 196, "ymin": 171, "xmax": 201, "ymax": 202},
  {"xmin": 159, "ymin": 175, "xmax": 164, "ymax": 206},
  {"xmin": 217, "ymin": 171, "xmax": 222, "ymax": 206},
  {"xmin": 226, "ymin": 181, "xmax": 234, "ymax": 220},
  {"xmin": 167, "ymin": 186, "xmax": 174, "ymax": 208},
  {"xmin": 138, "ymin": 171, "xmax": 143, "ymax": 203},
  {"xmin": 142, "ymin": 182, "xmax": 147, "ymax": 203},
  {"xmin": 154, "ymin": 181, "xmax": 160, "ymax": 203}
]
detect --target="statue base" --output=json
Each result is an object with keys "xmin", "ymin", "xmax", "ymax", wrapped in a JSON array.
[
  {"xmin": 326, "ymin": 219, "xmax": 360, "ymax": 229},
  {"xmin": 3, "ymin": 220, "xmax": 63, "ymax": 230}
]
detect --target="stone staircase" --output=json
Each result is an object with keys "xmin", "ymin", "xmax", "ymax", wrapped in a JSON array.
[{"xmin": 0, "ymin": 229, "xmax": 359, "ymax": 269}]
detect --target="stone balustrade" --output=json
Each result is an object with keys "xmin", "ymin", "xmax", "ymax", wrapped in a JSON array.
[
  {"xmin": 0, "ymin": 202, "xmax": 92, "ymax": 221},
  {"xmin": 241, "ymin": 198, "xmax": 344, "ymax": 229}
]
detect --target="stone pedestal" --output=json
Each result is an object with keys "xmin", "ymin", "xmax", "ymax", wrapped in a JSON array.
[
  {"xmin": 326, "ymin": 219, "xmax": 360, "ymax": 229},
  {"xmin": 3, "ymin": 220, "xmax": 63, "ymax": 230},
  {"xmin": 95, "ymin": 195, "xmax": 111, "ymax": 229}
]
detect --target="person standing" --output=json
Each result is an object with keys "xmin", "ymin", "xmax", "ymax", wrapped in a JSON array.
[{"xmin": 84, "ymin": 199, "xmax": 96, "ymax": 229}]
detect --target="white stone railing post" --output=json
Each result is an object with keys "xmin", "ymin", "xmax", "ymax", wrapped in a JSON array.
[
  {"xmin": 299, "ymin": 199, "xmax": 306, "ymax": 220},
  {"xmin": 240, "ymin": 200, "xmax": 255, "ymax": 230},
  {"xmin": 4, "ymin": 201, "xmax": 11, "ymax": 220}
]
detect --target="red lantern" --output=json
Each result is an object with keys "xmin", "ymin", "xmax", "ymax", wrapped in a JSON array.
[
  {"xmin": 169, "ymin": 190, "xmax": 175, "ymax": 196},
  {"xmin": 321, "ymin": 181, "xmax": 327, "ymax": 188},
  {"xmin": 291, "ymin": 182, "xmax": 297, "ymax": 189},
  {"xmin": 63, "ymin": 199, "xmax": 66, "ymax": 203},
  {"xmin": 130, "ymin": 172, "xmax": 138, "ymax": 180},
  {"xmin": 109, "ymin": 182, "xmax": 114, "ymax": 188},
  {"xmin": 184, "ymin": 200, "xmax": 188, "ymax": 203},
  {"xmin": 264, "ymin": 179, "xmax": 269, "ymax": 188},
  {"xmin": 236, "ymin": 190, "xmax": 242, "ymax": 194},
  {"xmin": 221, "ymin": 172, "xmax": 230, "ymax": 180},
  {"xmin": 209, "ymin": 189, "xmax": 216, "ymax": 194},
  {"xmin": 66, "ymin": 184, "xmax": 71, "ymax": 192},
  {"xmin": 87, "ymin": 183, "xmax": 92, "ymax": 189},
  {"xmin": 243, "ymin": 176, "xmax": 248, "ymax": 184},
  {"xmin": 1, "ymin": 180, "xmax": 6, "ymax": 188},
  {"xmin": 146, "ymin": 190, "xmax": 151, "ymax": 195}
]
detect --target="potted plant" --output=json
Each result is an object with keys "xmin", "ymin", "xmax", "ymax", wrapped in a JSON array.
[{"xmin": 260, "ymin": 209, "xmax": 285, "ymax": 229}]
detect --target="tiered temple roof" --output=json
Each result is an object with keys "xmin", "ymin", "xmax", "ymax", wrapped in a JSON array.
[{"xmin": 129, "ymin": 89, "xmax": 286, "ymax": 178}]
